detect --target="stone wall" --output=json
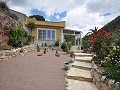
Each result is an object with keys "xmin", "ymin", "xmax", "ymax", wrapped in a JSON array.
[
  {"xmin": 0, "ymin": 44, "xmax": 35, "ymax": 61},
  {"xmin": 91, "ymin": 61, "xmax": 120, "ymax": 90}
]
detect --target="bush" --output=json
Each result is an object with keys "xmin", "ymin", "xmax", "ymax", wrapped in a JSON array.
[
  {"xmin": 102, "ymin": 31, "xmax": 120, "ymax": 82},
  {"xmin": 61, "ymin": 42, "xmax": 69, "ymax": 52},
  {"xmin": 9, "ymin": 27, "xmax": 25, "ymax": 47},
  {"xmin": 67, "ymin": 42, "xmax": 72, "ymax": 50},
  {"xmin": 24, "ymin": 34, "xmax": 34, "ymax": 45},
  {"xmin": 102, "ymin": 46, "xmax": 120, "ymax": 82}
]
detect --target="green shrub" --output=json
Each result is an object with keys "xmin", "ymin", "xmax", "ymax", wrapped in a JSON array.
[
  {"xmin": 61, "ymin": 42, "xmax": 69, "ymax": 52},
  {"xmin": 24, "ymin": 35, "xmax": 34, "ymax": 45},
  {"xmin": 9, "ymin": 27, "xmax": 25, "ymax": 47},
  {"xmin": 67, "ymin": 42, "xmax": 72, "ymax": 50}
]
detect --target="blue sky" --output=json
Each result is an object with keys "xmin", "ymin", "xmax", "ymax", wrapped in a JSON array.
[
  {"xmin": 31, "ymin": 9, "xmax": 66, "ymax": 22},
  {"xmin": 4, "ymin": 0, "xmax": 120, "ymax": 36}
]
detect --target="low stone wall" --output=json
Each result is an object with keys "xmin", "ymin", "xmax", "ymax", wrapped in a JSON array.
[
  {"xmin": 0, "ymin": 44, "xmax": 36, "ymax": 61},
  {"xmin": 91, "ymin": 61, "xmax": 120, "ymax": 90}
]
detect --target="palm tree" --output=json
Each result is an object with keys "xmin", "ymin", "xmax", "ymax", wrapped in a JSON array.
[
  {"xmin": 26, "ymin": 21, "xmax": 37, "ymax": 35},
  {"xmin": 85, "ymin": 26, "xmax": 98, "ymax": 36}
]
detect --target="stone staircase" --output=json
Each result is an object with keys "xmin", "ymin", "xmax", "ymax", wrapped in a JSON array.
[{"xmin": 65, "ymin": 52, "xmax": 98, "ymax": 90}]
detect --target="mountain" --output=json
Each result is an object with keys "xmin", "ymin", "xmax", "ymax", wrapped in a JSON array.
[{"xmin": 102, "ymin": 16, "xmax": 120, "ymax": 32}]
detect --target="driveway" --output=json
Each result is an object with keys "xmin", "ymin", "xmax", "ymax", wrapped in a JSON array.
[{"xmin": 0, "ymin": 50, "xmax": 69, "ymax": 90}]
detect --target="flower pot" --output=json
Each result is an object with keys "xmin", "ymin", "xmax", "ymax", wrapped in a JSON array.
[{"xmin": 64, "ymin": 62, "xmax": 70, "ymax": 70}]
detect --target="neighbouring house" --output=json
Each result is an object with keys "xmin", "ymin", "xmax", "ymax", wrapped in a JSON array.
[
  {"xmin": 10, "ymin": 9, "xmax": 82, "ymax": 49},
  {"xmin": 62, "ymin": 28, "xmax": 82, "ymax": 49}
]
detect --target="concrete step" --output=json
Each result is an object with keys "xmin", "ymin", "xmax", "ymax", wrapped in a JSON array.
[
  {"xmin": 66, "ymin": 67, "xmax": 93, "ymax": 82},
  {"xmin": 70, "ymin": 50, "xmax": 83, "ymax": 53},
  {"xmin": 66, "ymin": 79, "xmax": 98, "ymax": 90},
  {"xmin": 72, "ymin": 61, "xmax": 92, "ymax": 71},
  {"xmin": 75, "ymin": 56, "xmax": 92, "ymax": 63},
  {"xmin": 74, "ymin": 53, "xmax": 93, "ymax": 57}
]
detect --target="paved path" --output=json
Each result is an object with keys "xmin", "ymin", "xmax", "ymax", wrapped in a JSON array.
[{"xmin": 0, "ymin": 50, "xmax": 69, "ymax": 90}]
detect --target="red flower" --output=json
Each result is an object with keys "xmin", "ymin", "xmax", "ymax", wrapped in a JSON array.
[{"xmin": 106, "ymin": 33, "xmax": 111, "ymax": 39}]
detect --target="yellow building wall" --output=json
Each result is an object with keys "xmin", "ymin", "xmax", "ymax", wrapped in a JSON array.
[
  {"xmin": 31, "ymin": 29, "xmax": 37, "ymax": 43},
  {"xmin": 56, "ymin": 28, "xmax": 61, "ymax": 41},
  {"xmin": 25, "ymin": 17, "xmax": 64, "ymax": 43},
  {"xmin": 26, "ymin": 17, "xmax": 37, "ymax": 43}
]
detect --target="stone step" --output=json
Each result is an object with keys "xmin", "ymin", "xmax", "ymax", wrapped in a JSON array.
[
  {"xmin": 75, "ymin": 56, "xmax": 92, "ymax": 63},
  {"xmin": 74, "ymin": 53, "xmax": 93, "ymax": 57},
  {"xmin": 70, "ymin": 50, "xmax": 83, "ymax": 53},
  {"xmin": 65, "ymin": 79, "xmax": 98, "ymax": 90},
  {"xmin": 66, "ymin": 67, "xmax": 93, "ymax": 82},
  {"xmin": 72, "ymin": 61, "xmax": 92, "ymax": 71}
]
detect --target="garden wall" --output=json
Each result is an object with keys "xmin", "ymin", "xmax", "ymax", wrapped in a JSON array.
[
  {"xmin": 91, "ymin": 61, "xmax": 120, "ymax": 90},
  {"xmin": 0, "ymin": 44, "xmax": 35, "ymax": 61}
]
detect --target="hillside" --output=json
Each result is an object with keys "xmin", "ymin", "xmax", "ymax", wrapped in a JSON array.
[
  {"xmin": 0, "ymin": 9, "xmax": 23, "ymax": 45},
  {"xmin": 102, "ymin": 16, "xmax": 120, "ymax": 32}
]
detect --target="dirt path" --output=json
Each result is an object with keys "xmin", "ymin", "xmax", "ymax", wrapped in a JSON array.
[{"xmin": 0, "ymin": 50, "xmax": 69, "ymax": 90}]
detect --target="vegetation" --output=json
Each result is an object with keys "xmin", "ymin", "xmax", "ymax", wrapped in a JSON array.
[
  {"xmin": 0, "ymin": 1, "xmax": 9, "ymax": 11},
  {"xmin": 29, "ymin": 15, "xmax": 45, "ymax": 21},
  {"xmin": 102, "ymin": 31, "xmax": 120, "ymax": 82},
  {"xmin": 24, "ymin": 33, "xmax": 34, "ymax": 45},
  {"xmin": 26, "ymin": 21, "xmax": 37, "ymax": 35},
  {"xmin": 61, "ymin": 42, "xmax": 69, "ymax": 52},
  {"xmin": 9, "ymin": 27, "xmax": 25, "ymax": 47},
  {"xmin": 64, "ymin": 35, "xmax": 75, "ymax": 50},
  {"xmin": 102, "ymin": 16, "xmax": 120, "ymax": 32}
]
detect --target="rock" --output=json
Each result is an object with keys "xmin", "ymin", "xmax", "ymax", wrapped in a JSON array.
[{"xmin": 0, "ymin": 55, "xmax": 6, "ymax": 59}]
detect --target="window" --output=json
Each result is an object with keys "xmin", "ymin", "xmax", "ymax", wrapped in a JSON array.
[
  {"xmin": 38, "ymin": 29, "xmax": 55, "ymax": 41},
  {"xmin": 47, "ymin": 30, "xmax": 51, "ymax": 40},
  {"xmin": 52, "ymin": 30, "xmax": 55, "ymax": 40}
]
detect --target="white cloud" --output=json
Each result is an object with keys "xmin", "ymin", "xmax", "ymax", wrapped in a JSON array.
[
  {"xmin": 55, "ymin": 15, "xmax": 60, "ymax": 20},
  {"xmin": 7, "ymin": 0, "xmax": 120, "ymax": 36}
]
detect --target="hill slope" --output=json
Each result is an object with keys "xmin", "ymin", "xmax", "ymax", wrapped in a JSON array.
[{"xmin": 102, "ymin": 16, "xmax": 120, "ymax": 32}]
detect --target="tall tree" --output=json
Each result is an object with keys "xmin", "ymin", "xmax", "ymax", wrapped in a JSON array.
[
  {"xmin": 29, "ymin": 15, "xmax": 45, "ymax": 21},
  {"xmin": 0, "ymin": 1, "xmax": 9, "ymax": 11}
]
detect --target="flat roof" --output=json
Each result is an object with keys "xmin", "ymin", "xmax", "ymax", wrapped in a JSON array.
[
  {"xmin": 63, "ymin": 28, "xmax": 82, "ymax": 33},
  {"xmin": 35, "ymin": 21, "xmax": 65, "ymax": 28}
]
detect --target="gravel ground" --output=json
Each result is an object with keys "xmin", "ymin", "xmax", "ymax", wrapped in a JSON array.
[{"xmin": 0, "ymin": 50, "xmax": 69, "ymax": 90}]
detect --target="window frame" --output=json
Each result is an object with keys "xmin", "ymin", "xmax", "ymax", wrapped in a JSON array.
[{"xmin": 37, "ymin": 28, "xmax": 56, "ymax": 42}]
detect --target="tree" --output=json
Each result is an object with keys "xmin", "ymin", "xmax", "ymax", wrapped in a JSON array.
[
  {"xmin": 85, "ymin": 27, "xmax": 98, "ymax": 36},
  {"xmin": 26, "ymin": 21, "xmax": 37, "ymax": 35},
  {"xmin": 29, "ymin": 15, "xmax": 45, "ymax": 21},
  {"xmin": 64, "ymin": 35, "xmax": 75, "ymax": 50},
  {"xmin": 0, "ymin": 1, "xmax": 9, "ymax": 11},
  {"xmin": 65, "ymin": 35, "xmax": 75, "ymax": 42}
]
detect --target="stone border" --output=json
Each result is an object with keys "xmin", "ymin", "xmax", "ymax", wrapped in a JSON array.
[
  {"xmin": 91, "ymin": 61, "xmax": 120, "ymax": 90},
  {"xmin": 0, "ymin": 44, "xmax": 35, "ymax": 61}
]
